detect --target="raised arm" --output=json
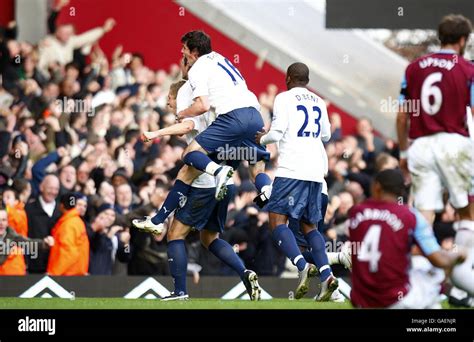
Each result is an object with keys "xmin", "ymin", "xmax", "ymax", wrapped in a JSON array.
[
  {"xmin": 142, "ymin": 120, "xmax": 195, "ymax": 142},
  {"xmin": 70, "ymin": 18, "xmax": 115, "ymax": 49}
]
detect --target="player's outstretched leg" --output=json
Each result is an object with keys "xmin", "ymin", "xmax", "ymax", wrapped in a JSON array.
[
  {"xmin": 133, "ymin": 166, "xmax": 199, "ymax": 233},
  {"xmin": 202, "ymin": 232, "xmax": 261, "ymax": 300},
  {"xmin": 183, "ymin": 150, "xmax": 234, "ymax": 200},
  {"xmin": 304, "ymin": 247, "xmax": 352, "ymax": 270},
  {"xmin": 301, "ymin": 247, "xmax": 350, "ymax": 302}
]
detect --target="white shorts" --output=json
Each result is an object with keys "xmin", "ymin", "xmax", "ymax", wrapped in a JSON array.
[
  {"xmin": 451, "ymin": 229, "xmax": 474, "ymax": 296},
  {"xmin": 390, "ymin": 256, "xmax": 444, "ymax": 309},
  {"xmin": 408, "ymin": 132, "xmax": 474, "ymax": 211}
]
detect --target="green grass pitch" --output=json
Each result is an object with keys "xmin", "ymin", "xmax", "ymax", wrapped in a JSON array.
[
  {"xmin": 0, "ymin": 298, "xmax": 462, "ymax": 309},
  {"xmin": 0, "ymin": 298, "xmax": 353, "ymax": 309}
]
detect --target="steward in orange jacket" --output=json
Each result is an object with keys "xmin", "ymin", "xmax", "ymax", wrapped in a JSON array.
[
  {"xmin": 2, "ymin": 188, "xmax": 28, "ymax": 237},
  {"xmin": 47, "ymin": 193, "xmax": 89, "ymax": 276},
  {"xmin": 0, "ymin": 208, "xmax": 53, "ymax": 275}
]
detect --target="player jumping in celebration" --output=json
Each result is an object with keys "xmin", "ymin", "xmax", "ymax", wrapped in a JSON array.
[
  {"xmin": 349, "ymin": 169, "xmax": 466, "ymax": 308},
  {"xmin": 397, "ymin": 14, "xmax": 474, "ymax": 301},
  {"xmin": 138, "ymin": 62, "xmax": 261, "ymax": 301},
  {"xmin": 133, "ymin": 30, "xmax": 271, "ymax": 233},
  {"xmin": 256, "ymin": 62, "xmax": 338, "ymax": 300},
  {"xmin": 138, "ymin": 59, "xmax": 261, "ymax": 301}
]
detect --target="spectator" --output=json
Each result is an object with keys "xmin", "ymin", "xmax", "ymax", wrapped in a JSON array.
[
  {"xmin": 2, "ymin": 187, "xmax": 28, "ymax": 237},
  {"xmin": 355, "ymin": 117, "xmax": 385, "ymax": 155},
  {"xmin": 38, "ymin": 18, "xmax": 116, "ymax": 76},
  {"xmin": 0, "ymin": 206, "xmax": 54, "ymax": 275},
  {"xmin": 88, "ymin": 203, "xmax": 130, "ymax": 275},
  {"xmin": 115, "ymin": 183, "xmax": 134, "ymax": 215},
  {"xmin": 25, "ymin": 174, "xmax": 61, "ymax": 273},
  {"xmin": 58, "ymin": 164, "xmax": 77, "ymax": 194},
  {"xmin": 47, "ymin": 193, "xmax": 89, "ymax": 275}
]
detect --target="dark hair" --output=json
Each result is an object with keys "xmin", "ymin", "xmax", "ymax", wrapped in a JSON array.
[
  {"xmin": 287, "ymin": 62, "xmax": 309, "ymax": 85},
  {"xmin": 65, "ymin": 62, "xmax": 80, "ymax": 72},
  {"xmin": 181, "ymin": 30, "xmax": 212, "ymax": 56},
  {"xmin": 131, "ymin": 53, "xmax": 145, "ymax": 65},
  {"xmin": 438, "ymin": 14, "xmax": 472, "ymax": 45},
  {"xmin": 60, "ymin": 192, "xmax": 78, "ymax": 210},
  {"xmin": 155, "ymin": 179, "xmax": 170, "ymax": 191},
  {"xmin": 374, "ymin": 169, "xmax": 405, "ymax": 197},
  {"xmin": 12, "ymin": 178, "xmax": 29, "ymax": 194},
  {"xmin": 147, "ymin": 83, "xmax": 159, "ymax": 93},
  {"xmin": 2, "ymin": 186, "xmax": 19, "ymax": 199},
  {"xmin": 125, "ymin": 129, "xmax": 140, "ymax": 144}
]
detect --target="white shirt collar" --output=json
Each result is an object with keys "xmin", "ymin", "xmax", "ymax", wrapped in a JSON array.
[{"xmin": 39, "ymin": 196, "xmax": 56, "ymax": 217}]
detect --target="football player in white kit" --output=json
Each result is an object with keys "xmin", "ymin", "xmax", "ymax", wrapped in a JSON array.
[
  {"xmin": 256, "ymin": 62, "xmax": 338, "ymax": 300},
  {"xmin": 134, "ymin": 31, "xmax": 272, "ymax": 235},
  {"xmin": 137, "ymin": 59, "xmax": 261, "ymax": 301}
]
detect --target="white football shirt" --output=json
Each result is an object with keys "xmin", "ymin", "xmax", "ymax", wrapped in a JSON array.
[
  {"xmin": 261, "ymin": 87, "xmax": 331, "ymax": 182},
  {"xmin": 176, "ymin": 81, "xmax": 232, "ymax": 189},
  {"xmin": 187, "ymin": 51, "xmax": 260, "ymax": 115}
]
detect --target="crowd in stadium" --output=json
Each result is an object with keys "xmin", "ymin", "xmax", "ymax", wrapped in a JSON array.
[{"xmin": 0, "ymin": 1, "xmax": 457, "ymax": 278}]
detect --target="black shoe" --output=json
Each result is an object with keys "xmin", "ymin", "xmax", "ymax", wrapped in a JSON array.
[
  {"xmin": 242, "ymin": 270, "xmax": 261, "ymax": 301},
  {"xmin": 253, "ymin": 191, "xmax": 269, "ymax": 209},
  {"xmin": 448, "ymin": 294, "xmax": 473, "ymax": 308},
  {"xmin": 161, "ymin": 292, "xmax": 189, "ymax": 301}
]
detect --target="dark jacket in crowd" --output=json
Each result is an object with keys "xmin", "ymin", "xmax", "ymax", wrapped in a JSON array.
[
  {"xmin": 25, "ymin": 198, "xmax": 60, "ymax": 273},
  {"xmin": 88, "ymin": 230, "xmax": 131, "ymax": 275}
]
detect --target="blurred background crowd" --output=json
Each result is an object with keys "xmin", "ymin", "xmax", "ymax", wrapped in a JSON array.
[{"xmin": 0, "ymin": 0, "xmax": 457, "ymax": 278}]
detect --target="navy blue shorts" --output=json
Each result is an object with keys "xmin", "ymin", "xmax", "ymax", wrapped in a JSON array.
[
  {"xmin": 194, "ymin": 107, "xmax": 270, "ymax": 164},
  {"xmin": 175, "ymin": 185, "xmax": 236, "ymax": 233},
  {"xmin": 289, "ymin": 193, "xmax": 328, "ymax": 248},
  {"xmin": 267, "ymin": 177, "xmax": 322, "ymax": 225}
]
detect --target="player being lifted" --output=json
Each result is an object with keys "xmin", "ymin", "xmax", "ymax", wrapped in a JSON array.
[
  {"xmin": 349, "ymin": 169, "xmax": 466, "ymax": 308},
  {"xmin": 255, "ymin": 63, "xmax": 338, "ymax": 300},
  {"xmin": 133, "ymin": 30, "xmax": 272, "ymax": 233},
  {"xmin": 138, "ymin": 60, "xmax": 261, "ymax": 301},
  {"xmin": 397, "ymin": 14, "xmax": 474, "ymax": 300}
]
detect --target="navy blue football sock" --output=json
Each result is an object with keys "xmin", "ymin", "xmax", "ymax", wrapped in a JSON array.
[
  {"xmin": 255, "ymin": 173, "xmax": 272, "ymax": 192},
  {"xmin": 167, "ymin": 240, "xmax": 187, "ymax": 295},
  {"xmin": 302, "ymin": 250, "xmax": 315, "ymax": 264},
  {"xmin": 183, "ymin": 151, "xmax": 221, "ymax": 175},
  {"xmin": 272, "ymin": 224, "xmax": 307, "ymax": 272},
  {"xmin": 208, "ymin": 238, "xmax": 246, "ymax": 279},
  {"xmin": 304, "ymin": 229, "xmax": 331, "ymax": 281},
  {"xmin": 151, "ymin": 180, "xmax": 190, "ymax": 225},
  {"xmin": 317, "ymin": 193, "xmax": 329, "ymax": 231}
]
